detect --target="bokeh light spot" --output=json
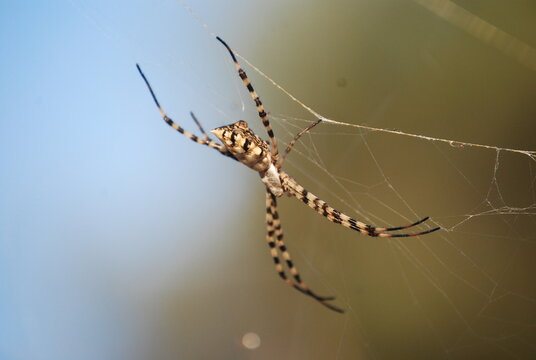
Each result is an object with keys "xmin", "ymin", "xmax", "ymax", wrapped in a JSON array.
[{"xmin": 241, "ymin": 332, "xmax": 261, "ymax": 350}]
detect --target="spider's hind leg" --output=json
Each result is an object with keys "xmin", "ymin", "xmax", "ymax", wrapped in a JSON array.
[
  {"xmin": 281, "ymin": 171, "xmax": 441, "ymax": 238},
  {"xmin": 265, "ymin": 191, "xmax": 344, "ymax": 313}
]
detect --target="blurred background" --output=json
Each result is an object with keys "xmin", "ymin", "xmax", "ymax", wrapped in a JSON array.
[{"xmin": 1, "ymin": 0, "xmax": 535, "ymax": 359}]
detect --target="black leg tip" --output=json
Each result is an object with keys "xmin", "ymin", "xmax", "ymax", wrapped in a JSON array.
[
  {"xmin": 215, "ymin": 36, "xmax": 237, "ymax": 62},
  {"xmin": 216, "ymin": 36, "xmax": 227, "ymax": 46}
]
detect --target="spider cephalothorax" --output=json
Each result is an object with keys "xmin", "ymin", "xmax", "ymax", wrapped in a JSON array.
[
  {"xmin": 137, "ymin": 36, "xmax": 440, "ymax": 313},
  {"xmin": 211, "ymin": 120, "xmax": 283, "ymax": 197},
  {"xmin": 210, "ymin": 121, "xmax": 270, "ymax": 170}
]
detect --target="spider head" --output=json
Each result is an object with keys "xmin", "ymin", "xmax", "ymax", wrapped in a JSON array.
[
  {"xmin": 211, "ymin": 120, "xmax": 249, "ymax": 136},
  {"xmin": 211, "ymin": 121, "xmax": 273, "ymax": 173}
]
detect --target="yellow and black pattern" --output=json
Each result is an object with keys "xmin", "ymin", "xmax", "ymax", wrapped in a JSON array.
[
  {"xmin": 281, "ymin": 171, "xmax": 440, "ymax": 238},
  {"xmin": 210, "ymin": 120, "xmax": 272, "ymax": 173},
  {"xmin": 138, "ymin": 36, "xmax": 440, "ymax": 314},
  {"xmin": 136, "ymin": 64, "xmax": 235, "ymax": 160},
  {"xmin": 266, "ymin": 191, "xmax": 344, "ymax": 313},
  {"xmin": 216, "ymin": 36, "xmax": 279, "ymax": 164}
]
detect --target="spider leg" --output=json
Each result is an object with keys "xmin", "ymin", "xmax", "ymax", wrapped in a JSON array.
[
  {"xmin": 216, "ymin": 36, "xmax": 279, "ymax": 163},
  {"xmin": 280, "ymin": 171, "xmax": 441, "ymax": 237},
  {"xmin": 279, "ymin": 118, "xmax": 323, "ymax": 167},
  {"xmin": 136, "ymin": 64, "xmax": 235, "ymax": 160},
  {"xmin": 189, "ymin": 112, "xmax": 210, "ymax": 141},
  {"xmin": 266, "ymin": 191, "xmax": 344, "ymax": 313}
]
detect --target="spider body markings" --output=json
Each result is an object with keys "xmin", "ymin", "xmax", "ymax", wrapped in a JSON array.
[
  {"xmin": 136, "ymin": 36, "xmax": 440, "ymax": 313},
  {"xmin": 211, "ymin": 121, "xmax": 283, "ymax": 197}
]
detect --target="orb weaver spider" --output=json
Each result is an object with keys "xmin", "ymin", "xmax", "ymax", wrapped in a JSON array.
[{"xmin": 136, "ymin": 37, "xmax": 440, "ymax": 313}]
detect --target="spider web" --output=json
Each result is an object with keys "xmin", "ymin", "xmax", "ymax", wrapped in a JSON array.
[{"xmin": 61, "ymin": 1, "xmax": 536, "ymax": 359}]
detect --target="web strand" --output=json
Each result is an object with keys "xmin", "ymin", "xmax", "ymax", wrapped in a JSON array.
[
  {"xmin": 179, "ymin": 0, "xmax": 534, "ymax": 157},
  {"xmin": 234, "ymin": 54, "xmax": 535, "ymax": 158}
]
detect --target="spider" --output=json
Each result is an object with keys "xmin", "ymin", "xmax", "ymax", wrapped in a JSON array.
[{"xmin": 136, "ymin": 36, "xmax": 440, "ymax": 313}]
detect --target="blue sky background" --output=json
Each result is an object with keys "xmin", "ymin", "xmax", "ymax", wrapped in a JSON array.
[
  {"xmin": 2, "ymin": 1, "xmax": 536, "ymax": 359},
  {"xmin": 0, "ymin": 1, "xmax": 260, "ymax": 359}
]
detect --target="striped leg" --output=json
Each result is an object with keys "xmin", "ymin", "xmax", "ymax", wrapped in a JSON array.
[
  {"xmin": 136, "ymin": 64, "xmax": 235, "ymax": 160},
  {"xmin": 266, "ymin": 191, "xmax": 344, "ymax": 313},
  {"xmin": 216, "ymin": 37, "xmax": 279, "ymax": 163},
  {"xmin": 280, "ymin": 172, "xmax": 441, "ymax": 237},
  {"xmin": 280, "ymin": 118, "xmax": 323, "ymax": 167},
  {"xmin": 189, "ymin": 112, "xmax": 210, "ymax": 141}
]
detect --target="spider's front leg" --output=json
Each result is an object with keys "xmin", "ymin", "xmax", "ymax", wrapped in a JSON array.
[
  {"xmin": 136, "ymin": 64, "xmax": 235, "ymax": 160},
  {"xmin": 216, "ymin": 36, "xmax": 279, "ymax": 162}
]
